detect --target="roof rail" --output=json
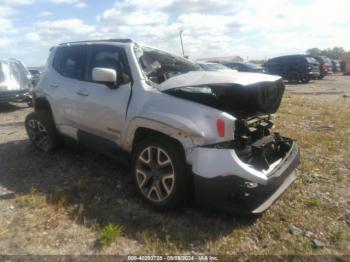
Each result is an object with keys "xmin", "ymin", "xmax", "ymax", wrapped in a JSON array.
[{"xmin": 59, "ymin": 39, "xmax": 133, "ymax": 46}]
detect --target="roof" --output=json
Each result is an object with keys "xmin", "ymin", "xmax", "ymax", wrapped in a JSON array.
[{"xmin": 59, "ymin": 39, "xmax": 133, "ymax": 46}]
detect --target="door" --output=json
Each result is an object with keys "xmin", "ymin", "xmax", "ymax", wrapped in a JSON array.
[
  {"xmin": 73, "ymin": 44, "xmax": 132, "ymax": 146},
  {"xmin": 49, "ymin": 45, "xmax": 88, "ymax": 134}
]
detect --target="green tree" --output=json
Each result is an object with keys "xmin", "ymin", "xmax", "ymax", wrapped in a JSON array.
[
  {"xmin": 306, "ymin": 47, "xmax": 322, "ymax": 57},
  {"xmin": 306, "ymin": 47, "xmax": 346, "ymax": 60}
]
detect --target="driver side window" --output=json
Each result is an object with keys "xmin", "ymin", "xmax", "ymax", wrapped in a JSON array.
[{"xmin": 88, "ymin": 45, "xmax": 131, "ymax": 85}]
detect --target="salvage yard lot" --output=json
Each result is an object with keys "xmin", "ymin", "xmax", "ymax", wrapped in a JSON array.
[{"xmin": 0, "ymin": 74, "xmax": 349, "ymax": 255}]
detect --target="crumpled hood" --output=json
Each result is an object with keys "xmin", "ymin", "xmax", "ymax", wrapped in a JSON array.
[{"xmin": 158, "ymin": 71, "xmax": 281, "ymax": 91}]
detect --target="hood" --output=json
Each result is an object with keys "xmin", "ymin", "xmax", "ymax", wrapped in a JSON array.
[{"xmin": 158, "ymin": 71, "xmax": 281, "ymax": 91}]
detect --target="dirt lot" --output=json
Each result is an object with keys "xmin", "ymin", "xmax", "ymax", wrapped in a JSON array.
[{"xmin": 0, "ymin": 74, "xmax": 349, "ymax": 256}]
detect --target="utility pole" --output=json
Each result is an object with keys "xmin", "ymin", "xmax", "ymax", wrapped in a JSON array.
[{"xmin": 179, "ymin": 29, "xmax": 185, "ymax": 57}]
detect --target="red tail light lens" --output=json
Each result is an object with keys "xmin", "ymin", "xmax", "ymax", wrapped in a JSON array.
[{"xmin": 216, "ymin": 119, "xmax": 225, "ymax": 137}]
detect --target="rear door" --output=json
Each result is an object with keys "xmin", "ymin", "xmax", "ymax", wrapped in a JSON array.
[{"xmin": 48, "ymin": 45, "xmax": 88, "ymax": 136}]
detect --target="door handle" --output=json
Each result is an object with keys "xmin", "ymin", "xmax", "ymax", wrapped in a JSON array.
[{"xmin": 76, "ymin": 90, "xmax": 89, "ymax": 97}]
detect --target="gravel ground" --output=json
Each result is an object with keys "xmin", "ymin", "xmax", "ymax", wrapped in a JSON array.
[
  {"xmin": 0, "ymin": 74, "xmax": 349, "ymax": 256},
  {"xmin": 284, "ymin": 74, "xmax": 350, "ymax": 99}
]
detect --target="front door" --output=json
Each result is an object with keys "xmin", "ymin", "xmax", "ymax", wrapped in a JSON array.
[{"xmin": 74, "ymin": 44, "xmax": 132, "ymax": 146}]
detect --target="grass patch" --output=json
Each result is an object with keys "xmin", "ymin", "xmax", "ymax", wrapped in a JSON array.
[
  {"xmin": 330, "ymin": 229, "xmax": 350, "ymax": 244},
  {"xmin": 304, "ymin": 198, "xmax": 321, "ymax": 208},
  {"xmin": 99, "ymin": 223, "xmax": 125, "ymax": 247}
]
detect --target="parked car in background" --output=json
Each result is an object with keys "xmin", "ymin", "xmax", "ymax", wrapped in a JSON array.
[
  {"xmin": 0, "ymin": 59, "xmax": 32, "ymax": 104},
  {"xmin": 25, "ymin": 39, "xmax": 299, "ymax": 214},
  {"xmin": 197, "ymin": 62, "xmax": 235, "ymax": 72},
  {"xmin": 314, "ymin": 56, "xmax": 332, "ymax": 79},
  {"xmin": 28, "ymin": 69, "xmax": 41, "ymax": 86},
  {"xmin": 263, "ymin": 55, "xmax": 320, "ymax": 83},
  {"xmin": 340, "ymin": 60, "xmax": 346, "ymax": 73},
  {"xmin": 224, "ymin": 62, "xmax": 265, "ymax": 73},
  {"xmin": 331, "ymin": 60, "xmax": 341, "ymax": 73}
]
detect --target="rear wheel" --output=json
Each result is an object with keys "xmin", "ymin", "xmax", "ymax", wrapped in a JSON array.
[
  {"xmin": 25, "ymin": 111, "xmax": 61, "ymax": 153},
  {"xmin": 131, "ymin": 136, "xmax": 190, "ymax": 210},
  {"xmin": 287, "ymin": 71, "xmax": 300, "ymax": 84}
]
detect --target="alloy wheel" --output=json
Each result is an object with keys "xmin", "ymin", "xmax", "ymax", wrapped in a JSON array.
[
  {"xmin": 26, "ymin": 119, "xmax": 51, "ymax": 151},
  {"xmin": 136, "ymin": 146, "xmax": 175, "ymax": 202}
]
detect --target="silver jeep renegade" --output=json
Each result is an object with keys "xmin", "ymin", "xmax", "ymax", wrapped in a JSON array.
[{"xmin": 25, "ymin": 39, "xmax": 299, "ymax": 214}]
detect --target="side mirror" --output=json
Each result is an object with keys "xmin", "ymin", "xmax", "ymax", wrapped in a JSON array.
[{"xmin": 92, "ymin": 67, "xmax": 117, "ymax": 85}]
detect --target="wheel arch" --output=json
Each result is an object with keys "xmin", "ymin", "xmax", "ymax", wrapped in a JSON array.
[
  {"xmin": 132, "ymin": 127, "xmax": 186, "ymax": 156},
  {"xmin": 34, "ymin": 96, "xmax": 53, "ymax": 114}
]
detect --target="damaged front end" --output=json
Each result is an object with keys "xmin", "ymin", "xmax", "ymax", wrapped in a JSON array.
[
  {"xmin": 160, "ymin": 71, "xmax": 299, "ymax": 214},
  {"xmin": 192, "ymin": 114, "xmax": 300, "ymax": 214}
]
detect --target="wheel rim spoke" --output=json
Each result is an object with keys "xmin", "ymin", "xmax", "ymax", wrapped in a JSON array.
[
  {"xmin": 161, "ymin": 174, "xmax": 174, "ymax": 195},
  {"xmin": 139, "ymin": 147, "xmax": 151, "ymax": 164},
  {"xmin": 136, "ymin": 169, "xmax": 152, "ymax": 187}
]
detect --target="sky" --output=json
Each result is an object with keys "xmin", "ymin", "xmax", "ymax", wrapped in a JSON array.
[{"xmin": 0, "ymin": 0, "xmax": 349, "ymax": 66}]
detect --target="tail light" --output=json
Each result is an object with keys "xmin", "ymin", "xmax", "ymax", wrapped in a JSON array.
[{"xmin": 216, "ymin": 119, "xmax": 225, "ymax": 137}]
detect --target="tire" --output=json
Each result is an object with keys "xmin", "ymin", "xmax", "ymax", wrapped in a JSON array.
[
  {"xmin": 318, "ymin": 74, "xmax": 325, "ymax": 79},
  {"xmin": 131, "ymin": 136, "xmax": 190, "ymax": 210},
  {"xmin": 300, "ymin": 76, "xmax": 310, "ymax": 83},
  {"xmin": 287, "ymin": 71, "xmax": 300, "ymax": 84},
  {"xmin": 25, "ymin": 111, "xmax": 61, "ymax": 153}
]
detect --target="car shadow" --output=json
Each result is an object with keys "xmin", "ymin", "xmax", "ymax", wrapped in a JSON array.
[
  {"xmin": 0, "ymin": 103, "xmax": 27, "ymax": 113},
  {"xmin": 0, "ymin": 139, "xmax": 256, "ymax": 250},
  {"xmin": 284, "ymin": 80, "xmax": 315, "ymax": 86}
]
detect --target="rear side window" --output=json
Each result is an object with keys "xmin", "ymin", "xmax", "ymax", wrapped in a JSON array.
[
  {"xmin": 56, "ymin": 46, "xmax": 87, "ymax": 81},
  {"xmin": 53, "ymin": 47, "xmax": 64, "ymax": 72},
  {"xmin": 0, "ymin": 63, "xmax": 5, "ymax": 82}
]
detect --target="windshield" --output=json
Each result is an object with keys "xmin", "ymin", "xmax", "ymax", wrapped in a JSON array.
[
  {"xmin": 306, "ymin": 57, "xmax": 318, "ymax": 64},
  {"xmin": 134, "ymin": 45, "xmax": 201, "ymax": 84},
  {"xmin": 200, "ymin": 63, "xmax": 231, "ymax": 71}
]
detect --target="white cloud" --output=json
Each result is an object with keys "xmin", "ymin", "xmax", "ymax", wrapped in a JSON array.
[
  {"xmin": 2, "ymin": 0, "xmax": 350, "ymax": 66},
  {"xmin": 0, "ymin": 18, "xmax": 14, "ymax": 35},
  {"xmin": 0, "ymin": 37, "xmax": 14, "ymax": 48},
  {"xmin": 47, "ymin": 0, "xmax": 87, "ymax": 8},
  {"xmin": 47, "ymin": 0, "xmax": 79, "ymax": 3},
  {"xmin": 39, "ymin": 11, "xmax": 53, "ymax": 17},
  {"xmin": 25, "ymin": 32, "xmax": 41, "ymax": 42},
  {"xmin": 0, "ymin": 0, "xmax": 34, "ymax": 5},
  {"xmin": 35, "ymin": 19, "xmax": 95, "ymax": 35},
  {"xmin": 99, "ymin": 9, "xmax": 168, "ymax": 26},
  {"xmin": 75, "ymin": 2, "xmax": 87, "ymax": 8}
]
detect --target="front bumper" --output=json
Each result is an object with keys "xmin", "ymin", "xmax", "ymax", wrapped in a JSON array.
[
  {"xmin": 192, "ymin": 142, "xmax": 300, "ymax": 214},
  {"xmin": 308, "ymin": 71, "xmax": 320, "ymax": 78},
  {"xmin": 0, "ymin": 89, "xmax": 29, "ymax": 103}
]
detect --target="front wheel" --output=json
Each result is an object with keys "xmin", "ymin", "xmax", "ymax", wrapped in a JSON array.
[
  {"xmin": 25, "ymin": 111, "xmax": 61, "ymax": 153},
  {"xmin": 131, "ymin": 136, "xmax": 191, "ymax": 210},
  {"xmin": 300, "ymin": 76, "xmax": 310, "ymax": 83}
]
